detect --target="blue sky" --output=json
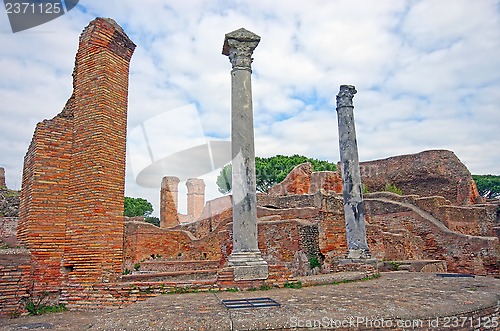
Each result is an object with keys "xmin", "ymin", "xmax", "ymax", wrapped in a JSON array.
[{"xmin": 1, "ymin": 0, "xmax": 499, "ymax": 215}]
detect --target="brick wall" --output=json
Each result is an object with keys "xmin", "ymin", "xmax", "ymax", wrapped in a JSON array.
[
  {"xmin": 0, "ymin": 249, "xmax": 31, "ymax": 318},
  {"xmin": 18, "ymin": 17, "xmax": 135, "ymax": 294},
  {"xmin": 365, "ymin": 199, "xmax": 500, "ymax": 275},
  {"xmin": 63, "ymin": 18, "xmax": 135, "ymax": 284},
  {"xmin": 160, "ymin": 176, "xmax": 179, "ymax": 228},
  {"xmin": 18, "ymin": 114, "xmax": 73, "ymax": 293}
]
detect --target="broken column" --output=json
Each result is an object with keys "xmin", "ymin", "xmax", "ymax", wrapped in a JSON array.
[
  {"xmin": 186, "ymin": 178, "xmax": 205, "ymax": 222},
  {"xmin": 222, "ymin": 28, "xmax": 268, "ymax": 280},
  {"xmin": 336, "ymin": 85, "xmax": 371, "ymax": 259},
  {"xmin": 160, "ymin": 176, "xmax": 180, "ymax": 228},
  {"xmin": 0, "ymin": 167, "xmax": 5, "ymax": 188}
]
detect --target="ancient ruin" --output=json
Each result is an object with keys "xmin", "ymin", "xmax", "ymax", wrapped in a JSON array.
[
  {"xmin": 0, "ymin": 167, "xmax": 5, "ymax": 188},
  {"xmin": 1, "ymin": 18, "xmax": 499, "ymax": 320},
  {"xmin": 336, "ymin": 85, "xmax": 371, "ymax": 260},
  {"xmin": 223, "ymin": 28, "xmax": 268, "ymax": 281},
  {"xmin": 13, "ymin": 17, "xmax": 135, "ymax": 312}
]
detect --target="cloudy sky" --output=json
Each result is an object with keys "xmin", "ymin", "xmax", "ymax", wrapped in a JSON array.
[{"xmin": 1, "ymin": 0, "xmax": 499, "ymax": 215}]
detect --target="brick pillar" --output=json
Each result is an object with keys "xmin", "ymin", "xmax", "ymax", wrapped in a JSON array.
[
  {"xmin": 186, "ymin": 178, "xmax": 205, "ymax": 222},
  {"xmin": 0, "ymin": 167, "xmax": 5, "ymax": 188},
  {"xmin": 63, "ymin": 18, "xmax": 136, "ymax": 283},
  {"xmin": 160, "ymin": 176, "xmax": 180, "ymax": 228}
]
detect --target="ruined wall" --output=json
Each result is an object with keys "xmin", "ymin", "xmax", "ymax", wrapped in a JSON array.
[
  {"xmin": 365, "ymin": 198, "xmax": 500, "ymax": 275},
  {"xmin": 123, "ymin": 221, "xmax": 223, "ymax": 269},
  {"xmin": 18, "ymin": 114, "xmax": 73, "ymax": 292},
  {"xmin": 0, "ymin": 167, "xmax": 5, "ymax": 188},
  {"xmin": 359, "ymin": 150, "xmax": 480, "ymax": 205},
  {"xmin": 63, "ymin": 18, "xmax": 135, "ymax": 284},
  {"xmin": 268, "ymin": 163, "xmax": 312, "ymax": 196},
  {"xmin": 0, "ymin": 249, "xmax": 31, "ymax": 318},
  {"xmin": 18, "ymin": 18, "xmax": 135, "ymax": 293}
]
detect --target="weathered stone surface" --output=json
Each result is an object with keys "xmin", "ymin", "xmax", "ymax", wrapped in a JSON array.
[
  {"xmin": 359, "ymin": 149, "xmax": 480, "ymax": 205},
  {"xmin": 0, "ymin": 217, "xmax": 19, "ymax": 247},
  {"xmin": 0, "ymin": 187, "xmax": 20, "ymax": 218},
  {"xmin": 224, "ymin": 27, "xmax": 268, "ymax": 279},
  {"xmin": 336, "ymin": 85, "xmax": 371, "ymax": 259},
  {"xmin": 310, "ymin": 170, "xmax": 343, "ymax": 194},
  {"xmin": 268, "ymin": 162, "xmax": 312, "ymax": 195},
  {"xmin": 0, "ymin": 167, "xmax": 5, "ymax": 188}
]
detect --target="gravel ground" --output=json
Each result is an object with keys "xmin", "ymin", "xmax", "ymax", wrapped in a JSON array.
[{"xmin": 1, "ymin": 272, "xmax": 499, "ymax": 331}]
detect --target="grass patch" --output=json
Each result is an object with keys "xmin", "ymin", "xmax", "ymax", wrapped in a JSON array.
[
  {"xmin": 226, "ymin": 287, "xmax": 239, "ymax": 292},
  {"xmin": 283, "ymin": 281, "xmax": 302, "ymax": 289},
  {"xmin": 26, "ymin": 302, "xmax": 67, "ymax": 316},
  {"xmin": 167, "ymin": 286, "xmax": 198, "ymax": 294},
  {"xmin": 259, "ymin": 284, "xmax": 272, "ymax": 291},
  {"xmin": 384, "ymin": 182, "xmax": 403, "ymax": 195},
  {"xmin": 387, "ymin": 261, "xmax": 402, "ymax": 271},
  {"xmin": 330, "ymin": 273, "xmax": 381, "ymax": 286}
]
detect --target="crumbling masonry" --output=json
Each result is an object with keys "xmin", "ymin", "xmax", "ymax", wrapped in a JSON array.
[
  {"xmin": 18, "ymin": 18, "xmax": 135, "ymax": 294},
  {"xmin": 1, "ymin": 18, "xmax": 499, "ymax": 318}
]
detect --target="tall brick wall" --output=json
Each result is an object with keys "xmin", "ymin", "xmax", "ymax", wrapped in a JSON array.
[
  {"xmin": 18, "ymin": 18, "xmax": 135, "ymax": 293},
  {"xmin": 63, "ymin": 18, "xmax": 135, "ymax": 283}
]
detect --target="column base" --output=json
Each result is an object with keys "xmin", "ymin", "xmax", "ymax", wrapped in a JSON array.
[
  {"xmin": 346, "ymin": 248, "xmax": 372, "ymax": 260},
  {"xmin": 228, "ymin": 251, "xmax": 269, "ymax": 281}
]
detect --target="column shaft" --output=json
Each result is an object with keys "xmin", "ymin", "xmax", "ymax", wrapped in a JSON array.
[
  {"xmin": 336, "ymin": 85, "xmax": 371, "ymax": 259},
  {"xmin": 223, "ymin": 28, "xmax": 268, "ymax": 280}
]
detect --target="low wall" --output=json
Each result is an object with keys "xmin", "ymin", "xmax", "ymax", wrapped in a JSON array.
[{"xmin": 0, "ymin": 249, "xmax": 31, "ymax": 318}]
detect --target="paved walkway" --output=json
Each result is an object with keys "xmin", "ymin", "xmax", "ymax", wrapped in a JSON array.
[{"xmin": 1, "ymin": 272, "xmax": 500, "ymax": 331}]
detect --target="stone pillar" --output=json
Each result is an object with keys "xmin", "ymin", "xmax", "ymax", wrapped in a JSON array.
[
  {"xmin": 222, "ymin": 28, "xmax": 268, "ymax": 280},
  {"xmin": 160, "ymin": 176, "xmax": 180, "ymax": 228},
  {"xmin": 0, "ymin": 167, "xmax": 5, "ymax": 188},
  {"xmin": 186, "ymin": 178, "xmax": 205, "ymax": 222},
  {"xmin": 336, "ymin": 85, "xmax": 371, "ymax": 259}
]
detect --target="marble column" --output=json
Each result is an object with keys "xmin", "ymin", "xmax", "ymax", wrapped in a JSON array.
[
  {"xmin": 222, "ymin": 28, "xmax": 268, "ymax": 280},
  {"xmin": 336, "ymin": 85, "xmax": 371, "ymax": 259}
]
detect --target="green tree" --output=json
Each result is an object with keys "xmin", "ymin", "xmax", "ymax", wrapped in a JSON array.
[
  {"xmin": 124, "ymin": 197, "xmax": 153, "ymax": 217},
  {"xmin": 216, "ymin": 154, "xmax": 337, "ymax": 194},
  {"xmin": 472, "ymin": 175, "xmax": 500, "ymax": 199}
]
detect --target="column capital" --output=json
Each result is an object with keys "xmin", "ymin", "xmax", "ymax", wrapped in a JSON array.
[
  {"xmin": 222, "ymin": 28, "xmax": 260, "ymax": 71},
  {"xmin": 336, "ymin": 85, "xmax": 357, "ymax": 108}
]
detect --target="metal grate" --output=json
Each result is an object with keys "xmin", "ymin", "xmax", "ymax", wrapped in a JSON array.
[
  {"xmin": 437, "ymin": 273, "xmax": 475, "ymax": 278},
  {"xmin": 221, "ymin": 297, "xmax": 281, "ymax": 309}
]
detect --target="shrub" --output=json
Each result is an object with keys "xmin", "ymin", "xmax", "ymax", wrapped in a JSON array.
[{"xmin": 384, "ymin": 182, "xmax": 403, "ymax": 195}]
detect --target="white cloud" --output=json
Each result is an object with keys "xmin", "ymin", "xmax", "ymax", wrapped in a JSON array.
[{"xmin": 1, "ymin": 0, "xmax": 499, "ymax": 216}]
